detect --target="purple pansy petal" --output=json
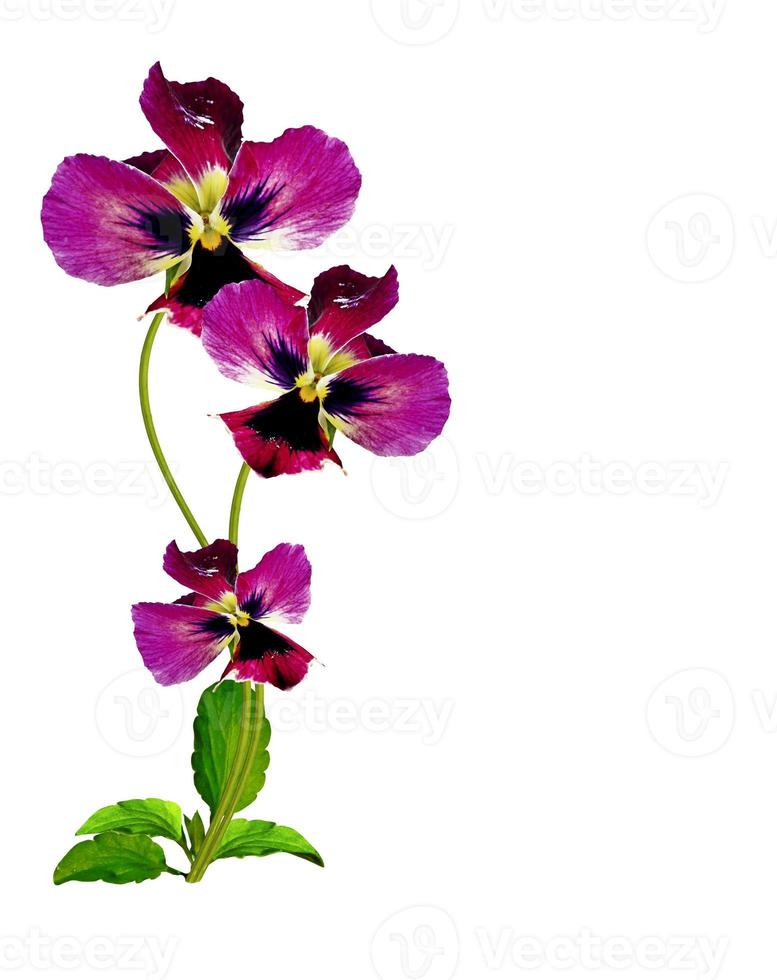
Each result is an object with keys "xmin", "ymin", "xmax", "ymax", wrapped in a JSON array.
[
  {"xmin": 221, "ymin": 127, "xmax": 361, "ymax": 249},
  {"xmin": 308, "ymin": 265, "xmax": 399, "ymax": 356},
  {"xmin": 220, "ymin": 391, "xmax": 342, "ymax": 479},
  {"xmin": 162, "ymin": 539, "xmax": 237, "ymax": 602},
  {"xmin": 323, "ymin": 354, "xmax": 450, "ymax": 456},
  {"xmin": 41, "ymin": 154, "xmax": 191, "ymax": 285},
  {"xmin": 236, "ymin": 543, "xmax": 311, "ymax": 624},
  {"xmin": 132, "ymin": 602, "xmax": 233, "ymax": 685},
  {"xmin": 139, "ymin": 62, "xmax": 244, "ymax": 186},
  {"xmin": 146, "ymin": 241, "xmax": 305, "ymax": 337},
  {"xmin": 228, "ymin": 620, "xmax": 313, "ymax": 690},
  {"xmin": 202, "ymin": 279, "xmax": 309, "ymax": 390}
]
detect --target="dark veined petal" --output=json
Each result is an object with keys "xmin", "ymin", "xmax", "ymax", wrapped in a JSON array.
[
  {"xmin": 139, "ymin": 62, "xmax": 243, "ymax": 189},
  {"xmin": 221, "ymin": 127, "xmax": 361, "ymax": 249},
  {"xmin": 220, "ymin": 391, "xmax": 342, "ymax": 479},
  {"xmin": 41, "ymin": 154, "xmax": 191, "ymax": 285},
  {"xmin": 202, "ymin": 279, "xmax": 309, "ymax": 390},
  {"xmin": 228, "ymin": 620, "xmax": 313, "ymax": 690},
  {"xmin": 323, "ymin": 354, "xmax": 450, "ymax": 457},
  {"xmin": 308, "ymin": 265, "xmax": 399, "ymax": 367},
  {"xmin": 236, "ymin": 543, "xmax": 311, "ymax": 623},
  {"xmin": 131, "ymin": 602, "xmax": 234, "ymax": 685},
  {"xmin": 162, "ymin": 539, "xmax": 238, "ymax": 603},
  {"xmin": 146, "ymin": 240, "xmax": 305, "ymax": 337}
]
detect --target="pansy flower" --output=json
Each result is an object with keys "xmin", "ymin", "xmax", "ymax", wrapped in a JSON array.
[
  {"xmin": 41, "ymin": 62, "xmax": 361, "ymax": 335},
  {"xmin": 132, "ymin": 539, "xmax": 314, "ymax": 690},
  {"xmin": 200, "ymin": 265, "xmax": 451, "ymax": 478}
]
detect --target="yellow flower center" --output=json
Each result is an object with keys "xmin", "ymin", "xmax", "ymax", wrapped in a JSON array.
[
  {"xmin": 207, "ymin": 592, "xmax": 250, "ymax": 628},
  {"xmin": 189, "ymin": 210, "xmax": 232, "ymax": 252},
  {"xmin": 295, "ymin": 368, "xmax": 328, "ymax": 404}
]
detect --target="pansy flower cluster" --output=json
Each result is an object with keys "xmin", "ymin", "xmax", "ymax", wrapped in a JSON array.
[{"xmin": 43, "ymin": 64, "xmax": 450, "ymax": 886}]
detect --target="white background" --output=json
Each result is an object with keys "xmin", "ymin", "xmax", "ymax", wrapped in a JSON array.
[{"xmin": 0, "ymin": 0, "xmax": 774, "ymax": 977}]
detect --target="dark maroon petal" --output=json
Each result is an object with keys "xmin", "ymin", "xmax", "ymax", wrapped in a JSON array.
[
  {"xmin": 323, "ymin": 354, "xmax": 450, "ymax": 457},
  {"xmin": 236, "ymin": 543, "xmax": 311, "ymax": 623},
  {"xmin": 228, "ymin": 620, "xmax": 313, "ymax": 690},
  {"xmin": 308, "ymin": 265, "xmax": 399, "ymax": 356},
  {"xmin": 146, "ymin": 240, "xmax": 305, "ymax": 337},
  {"xmin": 132, "ymin": 602, "xmax": 233, "ymax": 685},
  {"xmin": 162, "ymin": 539, "xmax": 237, "ymax": 602},
  {"xmin": 139, "ymin": 62, "xmax": 244, "ymax": 184},
  {"xmin": 341, "ymin": 332, "xmax": 397, "ymax": 362},
  {"xmin": 220, "ymin": 391, "xmax": 342, "ymax": 479},
  {"xmin": 123, "ymin": 148, "xmax": 169, "ymax": 174},
  {"xmin": 41, "ymin": 154, "xmax": 191, "ymax": 285},
  {"xmin": 221, "ymin": 127, "xmax": 361, "ymax": 249},
  {"xmin": 202, "ymin": 279, "xmax": 309, "ymax": 390}
]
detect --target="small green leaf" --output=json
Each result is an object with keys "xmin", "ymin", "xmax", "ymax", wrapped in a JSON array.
[
  {"xmin": 185, "ymin": 811, "xmax": 205, "ymax": 855},
  {"xmin": 164, "ymin": 261, "xmax": 182, "ymax": 297},
  {"xmin": 53, "ymin": 832, "xmax": 172, "ymax": 885},
  {"xmin": 322, "ymin": 416, "xmax": 337, "ymax": 449},
  {"xmin": 215, "ymin": 819, "xmax": 324, "ymax": 867},
  {"xmin": 192, "ymin": 681, "xmax": 270, "ymax": 815},
  {"xmin": 76, "ymin": 799, "xmax": 183, "ymax": 842}
]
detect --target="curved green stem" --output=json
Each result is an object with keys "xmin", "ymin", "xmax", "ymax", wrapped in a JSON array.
[
  {"xmin": 186, "ymin": 683, "xmax": 265, "ymax": 883},
  {"xmin": 139, "ymin": 312, "xmax": 208, "ymax": 547},
  {"xmin": 228, "ymin": 463, "xmax": 251, "ymax": 546}
]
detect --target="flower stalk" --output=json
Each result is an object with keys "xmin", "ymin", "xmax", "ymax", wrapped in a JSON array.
[{"xmin": 139, "ymin": 312, "xmax": 208, "ymax": 547}]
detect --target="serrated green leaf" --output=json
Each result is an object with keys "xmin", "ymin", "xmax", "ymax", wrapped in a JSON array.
[
  {"xmin": 53, "ymin": 832, "xmax": 173, "ymax": 885},
  {"xmin": 192, "ymin": 681, "xmax": 270, "ymax": 815},
  {"xmin": 215, "ymin": 819, "xmax": 324, "ymax": 866},
  {"xmin": 185, "ymin": 811, "xmax": 205, "ymax": 855},
  {"xmin": 76, "ymin": 799, "xmax": 183, "ymax": 842}
]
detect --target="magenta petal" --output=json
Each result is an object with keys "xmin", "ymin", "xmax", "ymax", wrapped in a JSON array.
[
  {"xmin": 324, "ymin": 354, "xmax": 450, "ymax": 456},
  {"xmin": 202, "ymin": 279, "xmax": 309, "ymax": 388},
  {"xmin": 139, "ymin": 62, "xmax": 243, "ymax": 184},
  {"xmin": 222, "ymin": 127, "xmax": 361, "ymax": 250},
  {"xmin": 220, "ymin": 392, "xmax": 342, "ymax": 479},
  {"xmin": 228, "ymin": 621, "xmax": 313, "ymax": 690},
  {"xmin": 236, "ymin": 543, "xmax": 311, "ymax": 624},
  {"xmin": 131, "ymin": 602, "xmax": 233, "ymax": 685},
  {"xmin": 147, "ymin": 241, "xmax": 305, "ymax": 337},
  {"xmin": 309, "ymin": 265, "xmax": 399, "ymax": 355},
  {"xmin": 162, "ymin": 539, "xmax": 237, "ymax": 602},
  {"xmin": 41, "ymin": 154, "xmax": 191, "ymax": 285}
]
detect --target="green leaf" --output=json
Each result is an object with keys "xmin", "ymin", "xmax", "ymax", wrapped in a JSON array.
[
  {"xmin": 53, "ymin": 832, "xmax": 173, "ymax": 885},
  {"xmin": 215, "ymin": 819, "xmax": 324, "ymax": 867},
  {"xmin": 322, "ymin": 416, "xmax": 337, "ymax": 449},
  {"xmin": 192, "ymin": 681, "xmax": 270, "ymax": 815},
  {"xmin": 76, "ymin": 799, "xmax": 183, "ymax": 843},
  {"xmin": 185, "ymin": 811, "xmax": 205, "ymax": 855},
  {"xmin": 164, "ymin": 261, "xmax": 182, "ymax": 297}
]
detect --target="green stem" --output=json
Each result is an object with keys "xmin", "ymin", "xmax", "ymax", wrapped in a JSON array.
[
  {"xmin": 139, "ymin": 312, "xmax": 208, "ymax": 548},
  {"xmin": 228, "ymin": 463, "xmax": 251, "ymax": 546},
  {"xmin": 186, "ymin": 683, "xmax": 265, "ymax": 883}
]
